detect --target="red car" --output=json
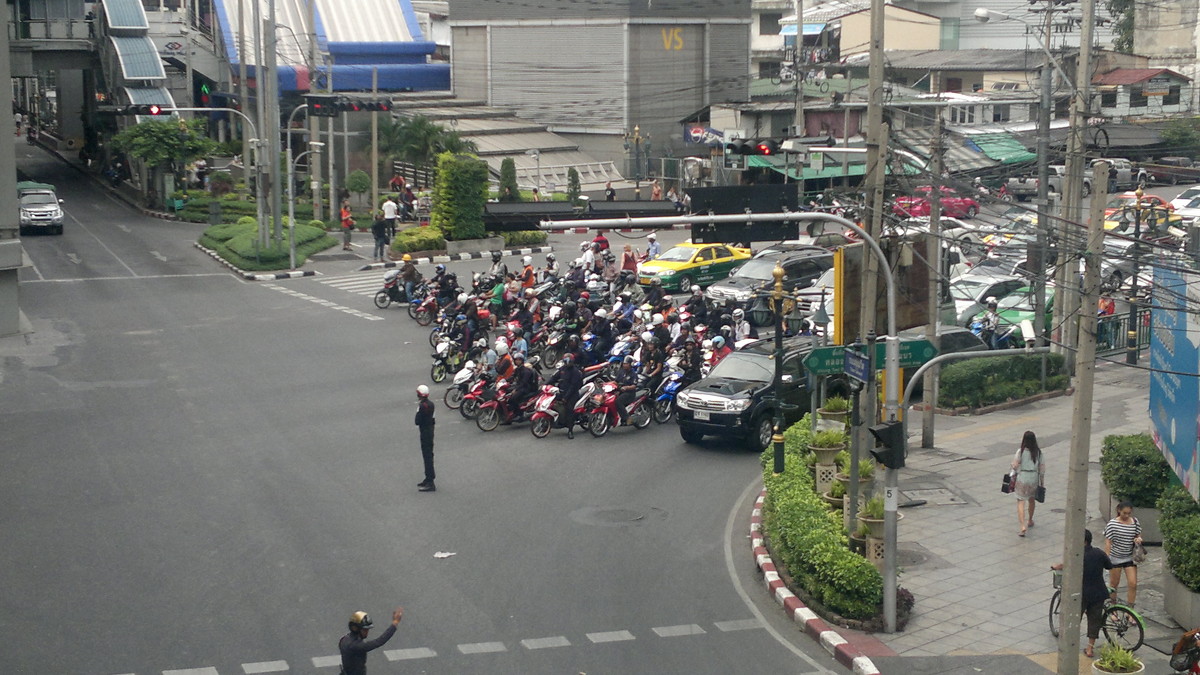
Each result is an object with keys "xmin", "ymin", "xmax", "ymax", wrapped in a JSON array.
[
  {"xmin": 891, "ymin": 186, "xmax": 981, "ymax": 219},
  {"xmin": 1104, "ymin": 191, "xmax": 1173, "ymax": 218}
]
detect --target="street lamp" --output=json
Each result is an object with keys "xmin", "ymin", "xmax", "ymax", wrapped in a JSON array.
[
  {"xmin": 288, "ymin": 141, "xmax": 324, "ymax": 269},
  {"xmin": 525, "ymin": 148, "xmax": 541, "ymax": 195},
  {"xmin": 624, "ymin": 125, "xmax": 651, "ymax": 200}
]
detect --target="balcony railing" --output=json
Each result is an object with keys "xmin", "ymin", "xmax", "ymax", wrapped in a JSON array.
[{"xmin": 9, "ymin": 18, "xmax": 94, "ymax": 41}]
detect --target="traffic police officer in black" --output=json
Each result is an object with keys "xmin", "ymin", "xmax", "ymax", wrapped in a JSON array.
[
  {"xmin": 416, "ymin": 385, "xmax": 436, "ymax": 492},
  {"xmin": 339, "ymin": 608, "xmax": 403, "ymax": 675}
]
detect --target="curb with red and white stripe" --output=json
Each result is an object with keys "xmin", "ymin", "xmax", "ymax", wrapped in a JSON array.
[{"xmin": 751, "ymin": 491, "xmax": 882, "ymax": 675}]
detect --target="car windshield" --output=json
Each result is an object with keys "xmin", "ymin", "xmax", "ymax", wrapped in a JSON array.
[
  {"xmin": 1177, "ymin": 188, "xmax": 1200, "ymax": 202},
  {"xmin": 656, "ymin": 247, "xmax": 696, "ymax": 263},
  {"xmin": 998, "ymin": 286, "xmax": 1055, "ymax": 311},
  {"xmin": 708, "ymin": 352, "xmax": 776, "ymax": 382},
  {"xmin": 20, "ymin": 193, "xmax": 55, "ymax": 206},
  {"xmin": 1184, "ymin": 197, "xmax": 1200, "ymax": 209},
  {"xmin": 733, "ymin": 259, "xmax": 781, "ymax": 280},
  {"xmin": 950, "ymin": 278, "xmax": 990, "ymax": 301}
]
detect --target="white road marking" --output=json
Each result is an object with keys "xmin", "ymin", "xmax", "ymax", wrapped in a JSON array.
[
  {"xmin": 64, "ymin": 208, "xmax": 139, "ymax": 276},
  {"xmin": 241, "ymin": 661, "xmax": 289, "ymax": 673},
  {"xmin": 310, "ymin": 655, "xmax": 341, "ymax": 667},
  {"xmin": 66, "ymin": 253, "xmax": 81, "ymax": 264},
  {"xmin": 163, "ymin": 668, "xmax": 219, "ymax": 675},
  {"xmin": 261, "ymin": 283, "xmax": 385, "ymax": 321},
  {"xmin": 519, "ymin": 636, "xmax": 571, "ymax": 650},
  {"xmin": 457, "ymin": 641, "xmax": 507, "ymax": 654},
  {"xmin": 150, "ymin": 251, "xmax": 168, "ymax": 262},
  {"xmin": 651, "ymin": 624, "xmax": 706, "ymax": 637},
  {"xmin": 715, "ymin": 618, "xmax": 763, "ymax": 632},
  {"xmin": 586, "ymin": 630, "xmax": 636, "ymax": 643},
  {"xmin": 384, "ymin": 647, "xmax": 437, "ymax": 660},
  {"xmin": 23, "ymin": 273, "xmax": 229, "ymax": 283}
]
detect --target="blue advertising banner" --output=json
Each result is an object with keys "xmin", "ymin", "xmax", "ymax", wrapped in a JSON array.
[{"xmin": 1149, "ymin": 261, "xmax": 1200, "ymax": 501}]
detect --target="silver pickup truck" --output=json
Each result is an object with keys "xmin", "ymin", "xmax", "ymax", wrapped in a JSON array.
[{"xmin": 1005, "ymin": 158, "xmax": 1139, "ymax": 201}]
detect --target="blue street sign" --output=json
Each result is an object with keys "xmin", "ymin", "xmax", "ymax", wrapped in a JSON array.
[{"xmin": 844, "ymin": 348, "xmax": 871, "ymax": 384}]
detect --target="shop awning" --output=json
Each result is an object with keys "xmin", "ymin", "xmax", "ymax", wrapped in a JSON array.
[
  {"xmin": 966, "ymin": 133, "xmax": 1037, "ymax": 165},
  {"xmin": 780, "ymin": 23, "xmax": 827, "ymax": 36}
]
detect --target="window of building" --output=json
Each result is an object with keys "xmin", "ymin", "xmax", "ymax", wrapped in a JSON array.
[
  {"xmin": 992, "ymin": 82, "xmax": 1020, "ymax": 91},
  {"xmin": 759, "ymin": 62, "xmax": 781, "ymax": 79},
  {"xmin": 945, "ymin": 77, "xmax": 963, "ymax": 93},
  {"xmin": 1101, "ymin": 91, "xmax": 1118, "ymax": 108},
  {"xmin": 760, "ymin": 12, "xmax": 783, "ymax": 35},
  {"xmin": 1165, "ymin": 85, "xmax": 1181, "ymax": 106},
  {"xmin": 949, "ymin": 106, "xmax": 975, "ymax": 124},
  {"xmin": 992, "ymin": 104, "xmax": 1011, "ymax": 122},
  {"xmin": 1130, "ymin": 89, "xmax": 1148, "ymax": 107},
  {"xmin": 940, "ymin": 18, "xmax": 960, "ymax": 50}
]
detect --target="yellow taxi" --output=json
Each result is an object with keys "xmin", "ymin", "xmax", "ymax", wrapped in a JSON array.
[{"xmin": 637, "ymin": 242, "xmax": 753, "ymax": 292}]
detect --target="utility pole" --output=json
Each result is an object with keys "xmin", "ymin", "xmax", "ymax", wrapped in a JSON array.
[
  {"xmin": 265, "ymin": 0, "xmax": 283, "ymax": 248},
  {"xmin": 251, "ymin": 0, "xmax": 266, "ymax": 246},
  {"xmin": 792, "ymin": 0, "xmax": 806, "ymax": 151},
  {"xmin": 1056, "ymin": 161, "xmax": 1107, "ymax": 675},
  {"xmin": 327, "ymin": 57, "xmax": 336, "ymax": 223},
  {"xmin": 1032, "ymin": 4, "xmax": 1054, "ymax": 360},
  {"xmin": 922, "ymin": 105, "xmax": 943, "ymax": 448},
  {"xmin": 307, "ymin": 0, "xmax": 322, "ymax": 221},
  {"xmin": 371, "ymin": 67, "xmax": 379, "ymax": 213}
]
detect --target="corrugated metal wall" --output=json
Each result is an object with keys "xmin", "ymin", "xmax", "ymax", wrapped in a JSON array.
[
  {"xmin": 627, "ymin": 23, "xmax": 706, "ymax": 156},
  {"xmin": 489, "ymin": 25, "xmax": 625, "ymax": 131},
  {"xmin": 451, "ymin": 26, "xmax": 488, "ymax": 101},
  {"xmin": 708, "ymin": 23, "xmax": 751, "ymax": 106}
]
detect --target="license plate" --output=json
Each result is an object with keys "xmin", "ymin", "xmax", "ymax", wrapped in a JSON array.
[
  {"xmin": 638, "ymin": 276, "xmax": 651, "ymax": 285},
  {"xmin": 694, "ymin": 410, "xmax": 710, "ymax": 421}
]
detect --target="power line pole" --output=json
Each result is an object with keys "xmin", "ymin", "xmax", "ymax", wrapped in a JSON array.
[
  {"xmin": 307, "ymin": 0, "xmax": 322, "ymax": 221},
  {"xmin": 922, "ymin": 103, "xmax": 943, "ymax": 448},
  {"xmin": 371, "ymin": 67, "xmax": 379, "ymax": 213},
  {"xmin": 1032, "ymin": 5, "xmax": 1054, "ymax": 361},
  {"xmin": 265, "ymin": 0, "xmax": 283, "ymax": 247}
]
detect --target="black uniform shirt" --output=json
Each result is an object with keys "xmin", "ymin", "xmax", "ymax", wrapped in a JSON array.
[
  {"xmin": 416, "ymin": 398, "xmax": 435, "ymax": 428},
  {"xmin": 339, "ymin": 624, "xmax": 397, "ymax": 675}
]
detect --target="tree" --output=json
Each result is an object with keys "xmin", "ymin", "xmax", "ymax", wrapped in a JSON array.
[
  {"xmin": 346, "ymin": 170, "xmax": 371, "ymax": 205},
  {"xmin": 430, "ymin": 152, "xmax": 488, "ymax": 241},
  {"xmin": 1104, "ymin": 0, "xmax": 1134, "ymax": 53},
  {"xmin": 1160, "ymin": 117, "xmax": 1200, "ymax": 153},
  {"xmin": 499, "ymin": 157, "xmax": 520, "ymax": 202},
  {"xmin": 375, "ymin": 115, "xmax": 478, "ymax": 171},
  {"xmin": 110, "ymin": 118, "xmax": 218, "ymax": 180},
  {"xmin": 566, "ymin": 167, "xmax": 582, "ymax": 206}
]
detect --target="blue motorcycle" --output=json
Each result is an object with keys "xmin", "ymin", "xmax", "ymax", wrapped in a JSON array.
[{"xmin": 653, "ymin": 370, "xmax": 686, "ymax": 424}]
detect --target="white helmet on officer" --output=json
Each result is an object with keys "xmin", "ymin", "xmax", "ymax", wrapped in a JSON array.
[{"xmin": 416, "ymin": 384, "xmax": 430, "ymax": 397}]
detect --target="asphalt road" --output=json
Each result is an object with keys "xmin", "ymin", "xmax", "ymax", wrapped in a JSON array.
[{"xmin": 1, "ymin": 147, "xmax": 840, "ymax": 674}]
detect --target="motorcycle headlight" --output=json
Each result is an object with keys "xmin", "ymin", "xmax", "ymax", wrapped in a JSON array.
[{"xmin": 725, "ymin": 399, "xmax": 751, "ymax": 412}]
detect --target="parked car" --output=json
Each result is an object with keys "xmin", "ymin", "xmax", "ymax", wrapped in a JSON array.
[
  {"xmin": 636, "ymin": 242, "xmax": 752, "ymax": 292},
  {"xmin": 1170, "ymin": 185, "xmax": 1200, "ymax": 210},
  {"xmin": 706, "ymin": 249, "xmax": 833, "ymax": 326},
  {"xmin": 1006, "ymin": 165, "xmax": 1093, "ymax": 201},
  {"xmin": 675, "ymin": 336, "xmax": 847, "ymax": 451},
  {"xmin": 948, "ymin": 270, "xmax": 1027, "ymax": 327},
  {"xmin": 892, "ymin": 186, "xmax": 980, "ymax": 219},
  {"xmin": 1104, "ymin": 191, "xmax": 1173, "ymax": 218},
  {"xmin": 1174, "ymin": 196, "xmax": 1200, "ymax": 224},
  {"xmin": 1142, "ymin": 157, "xmax": 1200, "ymax": 185},
  {"xmin": 17, "ymin": 181, "xmax": 64, "ymax": 235}
]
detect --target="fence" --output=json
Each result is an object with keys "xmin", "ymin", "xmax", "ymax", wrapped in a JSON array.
[{"xmin": 1096, "ymin": 308, "xmax": 1151, "ymax": 356}]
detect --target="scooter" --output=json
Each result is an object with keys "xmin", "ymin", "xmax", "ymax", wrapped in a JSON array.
[
  {"xmin": 430, "ymin": 337, "xmax": 464, "ymax": 383},
  {"xmin": 653, "ymin": 369, "xmax": 686, "ymax": 424},
  {"xmin": 374, "ymin": 270, "xmax": 406, "ymax": 309},
  {"xmin": 443, "ymin": 360, "xmax": 477, "ymax": 409},
  {"xmin": 411, "ymin": 288, "xmax": 440, "ymax": 326},
  {"xmin": 529, "ymin": 380, "xmax": 599, "ymax": 438},
  {"xmin": 1171, "ymin": 628, "xmax": 1200, "ymax": 673},
  {"xmin": 476, "ymin": 379, "xmax": 540, "ymax": 432},
  {"xmin": 584, "ymin": 380, "xmax": 651, "ymax": 437},
  {"xmin": 459, "ymin": 372, "xmax": 495, "ymax": 420}
]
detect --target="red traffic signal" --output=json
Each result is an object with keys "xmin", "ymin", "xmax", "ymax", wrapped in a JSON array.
[
  {"xmin": 756, "ymin": 140, "xmax": 779, "ymax": 155},
  {"xmin": 122, "ymin": 104, "xmax": 166, "ymax": 115}
]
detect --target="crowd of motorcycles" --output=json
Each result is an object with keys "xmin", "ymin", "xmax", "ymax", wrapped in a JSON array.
[{"xmin": 374, "ymin": 247, "xmax": 756, "ymax": 439}]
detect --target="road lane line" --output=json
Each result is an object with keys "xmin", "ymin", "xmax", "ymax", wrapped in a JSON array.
[
  {"xmin": 64, "ymin": 208, "xmax": 140, "ymax": 277},
  {"xmin": 651, "ymin": 624, "xmax": 706, "ymax": 637},
  {"xmin": 520, "ymin": 636, "xmax": 571, "ymax": 650},
  {"xmin": 310, "ymin": 655, "xmax": 341, "ymax": 667},
  {"xmin": 384, "ymin": 647, "xmax": 436, "ymax": 660},
  {"xmin": 163, "ymin": 669, "xmax": 219, "ymax": 675},
  {"xmin": 242, "ymin": 661, "xmax": 289, "ymax": 673},
  {"xmin": 715, "ymin": 618, "xmax": 764, "ymax": 632},
  {"xmin": 586, "ymin": 630, "xmax": 636, "ymax": 643},
  {"xmin": 458, "ymin": 641, "xmax": 507, "ymax": 654}
]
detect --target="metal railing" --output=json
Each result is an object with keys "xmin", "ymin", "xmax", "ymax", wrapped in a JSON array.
[
  {"xmin": 9, "ymin": 18, "xmax": 94, "ymax": 41},
  {"xmin": 1095, "ymin": 308, "xmax": 1151, "ymax": 356}
]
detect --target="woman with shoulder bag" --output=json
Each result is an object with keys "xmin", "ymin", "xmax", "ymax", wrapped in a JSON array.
[
  {"xmin": 1011, "ymin": 430, "xmax": 1045, "ymax": 537},
  {"xmin": 1104, "ymin": 501, "xmax": 1143, "ymax": 607}
]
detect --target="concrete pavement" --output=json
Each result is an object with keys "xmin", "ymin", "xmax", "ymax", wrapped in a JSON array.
[{"xmin": 758, "ymin": 359, "xmax": 1187, "ymax": 673}]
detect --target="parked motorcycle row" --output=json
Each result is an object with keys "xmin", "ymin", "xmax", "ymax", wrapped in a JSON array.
[{"xmin": 374, "ymin": 246, "xmax": 754, "ymax": 439}]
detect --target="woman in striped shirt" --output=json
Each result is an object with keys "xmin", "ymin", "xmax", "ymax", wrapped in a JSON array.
[{"xmin": 1104, "ymin": 501, "xmax": 1143, "ymax": 607}]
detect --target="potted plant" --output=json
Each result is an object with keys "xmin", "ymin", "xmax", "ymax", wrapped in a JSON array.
[
  {"xmin": 849, "ymin": 522, "xmax": 870, "ymax": 555},
  {"xmin": 817, "ymin": 395, "xmax": 851, "ymax": 425},
  {"xmin": 856, "ymin": 494, "xmax": 902, "ymax": 539},
  {"xmin": 823, "ymin": 480, "xmax": 846, "ymax": 510},
  {"xmin": 809, "ymin": 428, "xmax": 848, "ymax": 465},
  {"xmin": 1091, "ymin": 642, "xmax": 1144, "ymax": 674},
  {"xmin": 837, "ymin": 457, "xmax": 875, "ymax": 488}
]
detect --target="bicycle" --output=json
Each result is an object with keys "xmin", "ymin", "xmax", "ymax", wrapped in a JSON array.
[{"xmin": 1049, "ymin": 570, "xmax": 1145, "ymax": 651}]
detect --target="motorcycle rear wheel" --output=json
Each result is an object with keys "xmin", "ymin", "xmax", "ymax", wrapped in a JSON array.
[
  {"xmin": 460, "ymin": 398, "xmax": 479, "ymax": 419},
  {"xmin": 477, "ymin": 407, "xmax": 501, "ymax": 432},
  {"xmin": 431, "ymin": 362, "xmax": 448, "ymax": 383},
  {"xmin": 589, "ymin": 411, "xmax": 610, "ymax": 438},
  {"xmin": 415, "ymin": 308, "xmax": 434, "ymax": 326},
  {"xmin": 444, "ymin": 387, "xmax": 464, "ymax": 409},
  {"xmin": 631, "ymin": 406, "xmax": 652, "ymax": 429},
  {"xmin": 531, "ymin": 416, "xmax": 552, "ymax": 438},
  {"xmin": 428, "ymin": 328, "xmax": 441, "ymax": 348},
  {"xmin": 373, "ymin": 291, "xmax": 391, "ymax": 309},
  {"xmin": 407, "ymin": 300, "xmax": 419, "ymax": 319},
  {"xmin": 653, "ymin": 398, "xmax": 674, "ymax": 424}
]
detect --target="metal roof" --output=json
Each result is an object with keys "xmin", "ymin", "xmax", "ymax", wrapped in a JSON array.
[
  {"xmin": 110, "ymin": 36, "xmax": 166, "ymax": 80},
  {"xmin": 844, "ymin": 49, "xmax": 1040, "ymax": 72},
  {"xmin": 102, "ymin": 0, "xmax": 149, "ymax": 30},
  {"xmin": 893, "ymin": 128, "xmax": 998, "ymax": 173},
  {"xmin": 804, "ymin": 0, "xmax": 871, "ymax": 23},
  {"xmin": 318, "ymin": 0, "xmax": 420, "ymax": 42},
  {"xmin": 1092, "ymin": 68, "xmax": 1191, "ymax": 86},
  {"xmin": 966, "ymin": 133, "xmax": 1036, "ymax": 165}
]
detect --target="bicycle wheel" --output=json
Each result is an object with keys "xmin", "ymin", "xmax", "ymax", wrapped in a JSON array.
[
  {"xmin": 1048, "ymin": 590, "xmax": 1062, "ymax": 638},
  {"xmin": 1102, "ymin": 605, "xmax": 1144, "ymax": 651}
]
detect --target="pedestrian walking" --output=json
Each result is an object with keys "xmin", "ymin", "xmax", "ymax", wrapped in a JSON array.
[
  {"xmin": 416, "ymin": 384, "xmax": 436, "ymax": 492},
  {"xmin": 382, "ymin": 195, "xmax": 398, "ymax": 238},
  {"xmin": 338, "ymin": 608, "xmax": 403, "ymax": 675},
  {"xmin": 1011, "ymin": 430, "xmax": 1045, "ymax": 537},
  {"xmin": 604, "ymin": 181, "xmax": 616, "ymax": 201},
  {"xmin": 371, "ymin": 212, "xmax": 389, "ymax": 262},
  {"xmin": 340, "ymin": 199, "xmax": 354, "ymax": 251},
  {"xmin": 1104, "ymin": 501, "xmax": 1143, "ymax": 607}
]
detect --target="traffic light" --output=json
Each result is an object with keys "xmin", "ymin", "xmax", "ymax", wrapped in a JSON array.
[
  {"xmin": 306, "ymin": 94, "xmax": 338, "ymax": 117},
  {"xmin": 726, "ymin": 138, "xmax": 751, "ymax": 155},
  {"xmin": 725, "ymin": 138, "xmax": 782, "ymax": 155},
  {"xmin": 362, "ymin": 99, "xmax": 391, "ymax": 112},
  {"xmin": 868, "ymin": 420, "xmax": 906, "ymax": 469},
  {"xmin": 121, "ymin": 104, "xmax": 166, "ymax": 115},
  {"xmin": 755, "ymin": 139, "xmax": 780, "ymax": 155},
  {"xmin": 199, "ymin": 83, "xmax": 211, "ymax": 106}
]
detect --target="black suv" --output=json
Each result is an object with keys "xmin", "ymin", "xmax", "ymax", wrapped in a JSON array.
[
  {"xmin": 705, "ymin": 248, "xmax": 833, "ymax": 326},
  {"xmin": 675, "ymin": 337, "xmax": 846, "ymax": 451}
]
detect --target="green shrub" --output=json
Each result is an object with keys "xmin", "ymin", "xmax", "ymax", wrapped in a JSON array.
[
  {"xmin": 501, "ymin": 229, "xmax": 549, "ymax": 247},
  {"xmin": 811, "ymin": 428, "xmax": 848, "ymax": 448},
  {"xmin": 939, "ymin": 354, "xmax": 1067, "ymax": 408},
  {"xmin": 391, "ymin": 226, "xmax": 446, "ymax": 254},
  {"xmin": 858, "ymin": 460, "xmax": 875, "ymax": 480},
  {"xmin": 1100, "ymin": 434, "xmax": 1172, "ymax": 508},
  {"xmin": 829, "ymin": 481, "xmax": 846, "ymax": 498},
  {"xmin": 863, "ymin": 495, "xmax": 885, "ymax": 519},
  {"xmin": 1159, "ymin": 485, "xmax": 1200, "ymax": 592},
  {"xmin": 1094, "ymin": 642, "xmax": 1142, "ymax": 673},
  {"xmin": 761, "ymin": 414, "xmax": 884, "ymax": 620},
  {"xmin": 566, "ymin": 167, "xmax": 581, "ymax": 205},
  {"xmin": 198, "ymin": 219, "xmax": 336, "ymax": 271},
  {"xmin": 430, "ymin": 152, "xmax": 488, "ymax": 240},
  {"xmin": 498, "ymin": 158, "xmax": 520, "ymax": 202},
  {"xmin": 821, "ymin": 395, "xmax": 851, "ymax": 412}
]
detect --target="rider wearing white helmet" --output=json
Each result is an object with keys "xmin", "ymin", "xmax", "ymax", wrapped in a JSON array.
[{"xmin": 416, "ymin": 384, "xmax": 436, "ymax": 491}]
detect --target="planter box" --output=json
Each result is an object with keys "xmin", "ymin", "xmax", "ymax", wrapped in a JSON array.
[
  {"xmin": 1099, "ymin": 481, "xmax": 1163, "ymax": 545},
  {"xmin": 1163, "ymin": 569, "xmax": 1200, "ymax": 631},
  {"xmin": 1091, "ymin": 662, "xmax": 1144, "ymax": 675},
  {"xmin": 446, "ymin": 236, "xmax": 505, "ymax": 256}
]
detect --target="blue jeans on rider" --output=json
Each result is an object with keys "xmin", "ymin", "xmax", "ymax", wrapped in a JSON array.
[{"xmin": 404, "ymin": 281, "xmax": 415, "ymax": 303}]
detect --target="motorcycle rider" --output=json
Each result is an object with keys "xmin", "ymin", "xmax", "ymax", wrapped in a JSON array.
[
  {"xmin": 680, "ymin": 337, "xmax": 704, "ymax": 385},
  {"xmin": 492, "ymin": 341, "xmax": 515, "ymax": 380},
  {"xmin": 399, "ymin": 254, "xmax": 419, "ymax": 302},
  {"xmin": 601, "ymin": 250, "xmax": 619, "ymax": 291},
  {"xmin": 614, "ymin": 356, "xmax": 639, "ymax": 426},
  {"xmin": 591, "ymin": 308, "xmax": 615, "ymax": 354},
  {"xmin": 683, "ymin": 285, "xmax": 708, "ymax": 324},
  {"xmin": 547, "ymin": 354, "xmax": 583, "ymax": 439},
  {"xmin": 640, "ymin": 337, "xmax": 665, "ymax": 398},
  {"xmin": 731, "ymin": 307, "xmax": 756, "ymax": 342},
  {"xmin": 643, "ymin": 277, "xmax": 665, "ymax": 307},
  {"xmin": 566, "ymin": 260, "xmax": 587, "ymax": 288},
  {"xmin": 487, "ymin": 251, "xmax": 508, "ymax": 282},
  {"xmin": 519, "ymin": 256, "xmax": 536, "ymax": 289},
  {"xmin": 509, "ymin": 351, "xmax": 540, "ymax": 418},
  {"xmin": 980, "ymin": 297, "xmax": 1001, "ymax": 349},
  {"xmin": 712, "ymin": 335, "xmax": 733, "ymax": 364},
  {"xmin": 643, "ymin": 232, "xmax": 662, "ymax": 261},
  {"xmin": 651, "ymin": 313, "xmax": 671, "ymax": 347},
  {"xmin": 666, "ymin": 312, "xmax": 682, "ymax": 343},
  {"xmin": 581, "ymin": 241, "xmax": 597, "ymax": 275},
  {"xmin": 591, "ymin": 230, "xmax": 610, "ymax": 253}
]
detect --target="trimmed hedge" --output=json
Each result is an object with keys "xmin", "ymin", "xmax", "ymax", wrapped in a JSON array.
[
  {"xmin": 430, "ymin": 152, "xmax": 488, "ymax": 240},
  {"xmin": 198, "ymin": 217, "xmax": 337, "ymax": 271},
  {"xmin": 1158, "ymin": 485, "xmax": 1200, "ymax": 592},
  {"xmin": 390, "ymin": 226, "xmax": 446, "ymax": 254},
  {"xmin": 171, "ymin": 193, "xmax": 318, "ymax": 225},
  {"xmin": 1100, "ymin": 433, "xmax": 1172, "ymax": 508},
  {"xmin": 759, "ymin": 414, "xmax": 884, "ymax": 620},
  {"xmin": 502, "ymin": 230, "xmax": 549, "ymax": 247},
  {"xmin": 938, "ymin": 353, "xmax": 1068, "ymax": 409}
]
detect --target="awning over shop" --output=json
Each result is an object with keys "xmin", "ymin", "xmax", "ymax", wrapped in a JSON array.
[
  {"xmin": 967, "ymin": 133, "xmax": 1037, "ymax": 165},
  {"xmin": 780, "ymin": 23, "xmax": 827, "ymax": 36}
]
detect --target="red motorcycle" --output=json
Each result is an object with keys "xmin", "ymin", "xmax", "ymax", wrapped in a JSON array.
[
  {"xmin": 476, "ymin": 379, "xmax": 539, "ymax": 432},
  {"xmin": 529, "ymin": 380, "xmax": 598, "ymax": 438},
  {"xmin": 584, "ymin": 380, "xmax": 651, "ymax": 437},
  {"xmin": 412, "ymin": 290, "xmax": 440, "ymax": 326},
  {"xmin": 1171, "ymin": 628, "xmax": 1200, "ymax": 673},
  {"xmin": 458, "ymin": 372, "xmax": 495, "ymax": 420}
]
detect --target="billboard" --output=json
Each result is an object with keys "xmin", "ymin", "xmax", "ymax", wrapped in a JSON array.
[{"xmin": 1149, "ymin": 261, "xmax": 1200, "ymax": 501}]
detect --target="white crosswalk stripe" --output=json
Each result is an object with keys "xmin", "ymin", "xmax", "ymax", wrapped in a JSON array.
[{"xmin": 317, "ymin": 274, "xmax": 384, "ymax": 296}]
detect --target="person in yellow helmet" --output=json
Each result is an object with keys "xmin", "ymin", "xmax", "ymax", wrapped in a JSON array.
[
  {"xmin": 339, "ymin": 607, "xmax": 403, "ymax": 675},
  {"xmin": 399, "ymin": 254, "xmax": 417, "ymax": 302}
]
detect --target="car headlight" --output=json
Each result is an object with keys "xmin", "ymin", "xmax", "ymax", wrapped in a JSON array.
[
  {"xmin": 659, "ymin": 269, "xmax": 676, "ymax": 276},
  {"xmin": 726, "ymin": 399, "xmax": 751, "ymax": 412},
  {"xmin": 676, "ymin": 392, "xmax": 691, "ymax": 407},
  {"xmin": 733, "ymin": 289, "xmax": 753, "ymax": 301}
]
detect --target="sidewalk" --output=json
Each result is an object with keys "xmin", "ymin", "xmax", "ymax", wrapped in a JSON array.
[{"xmin": 865, "ymin": 360, "xmax": 1182, "ymax": 673}]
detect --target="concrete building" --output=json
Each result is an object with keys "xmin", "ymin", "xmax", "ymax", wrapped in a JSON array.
[
  {"xmin": 447, "ymin": 0, "xmax": 751, "ymax": 174},
  {"xmin": 1133, "ymin": 1, "xmax": 1200, "ymax": 109},
  {"xmin": 1092, "ymin": 68, "xmax": 1194, "ymax": 119}
]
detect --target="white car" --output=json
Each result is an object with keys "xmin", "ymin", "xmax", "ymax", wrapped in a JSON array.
[
  {"xmin": 1170, "ymin": 185, "xmax": 1200, "ymax": 210},
  {"xmin": 1174, "ymin": 196, "xmax": 1200, "ymax": 224}
]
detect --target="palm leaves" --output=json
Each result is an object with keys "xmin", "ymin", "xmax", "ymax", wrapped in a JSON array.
[{"xmin": 376, "ymin": 115, "xmax": 477, "ymax": 170}]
